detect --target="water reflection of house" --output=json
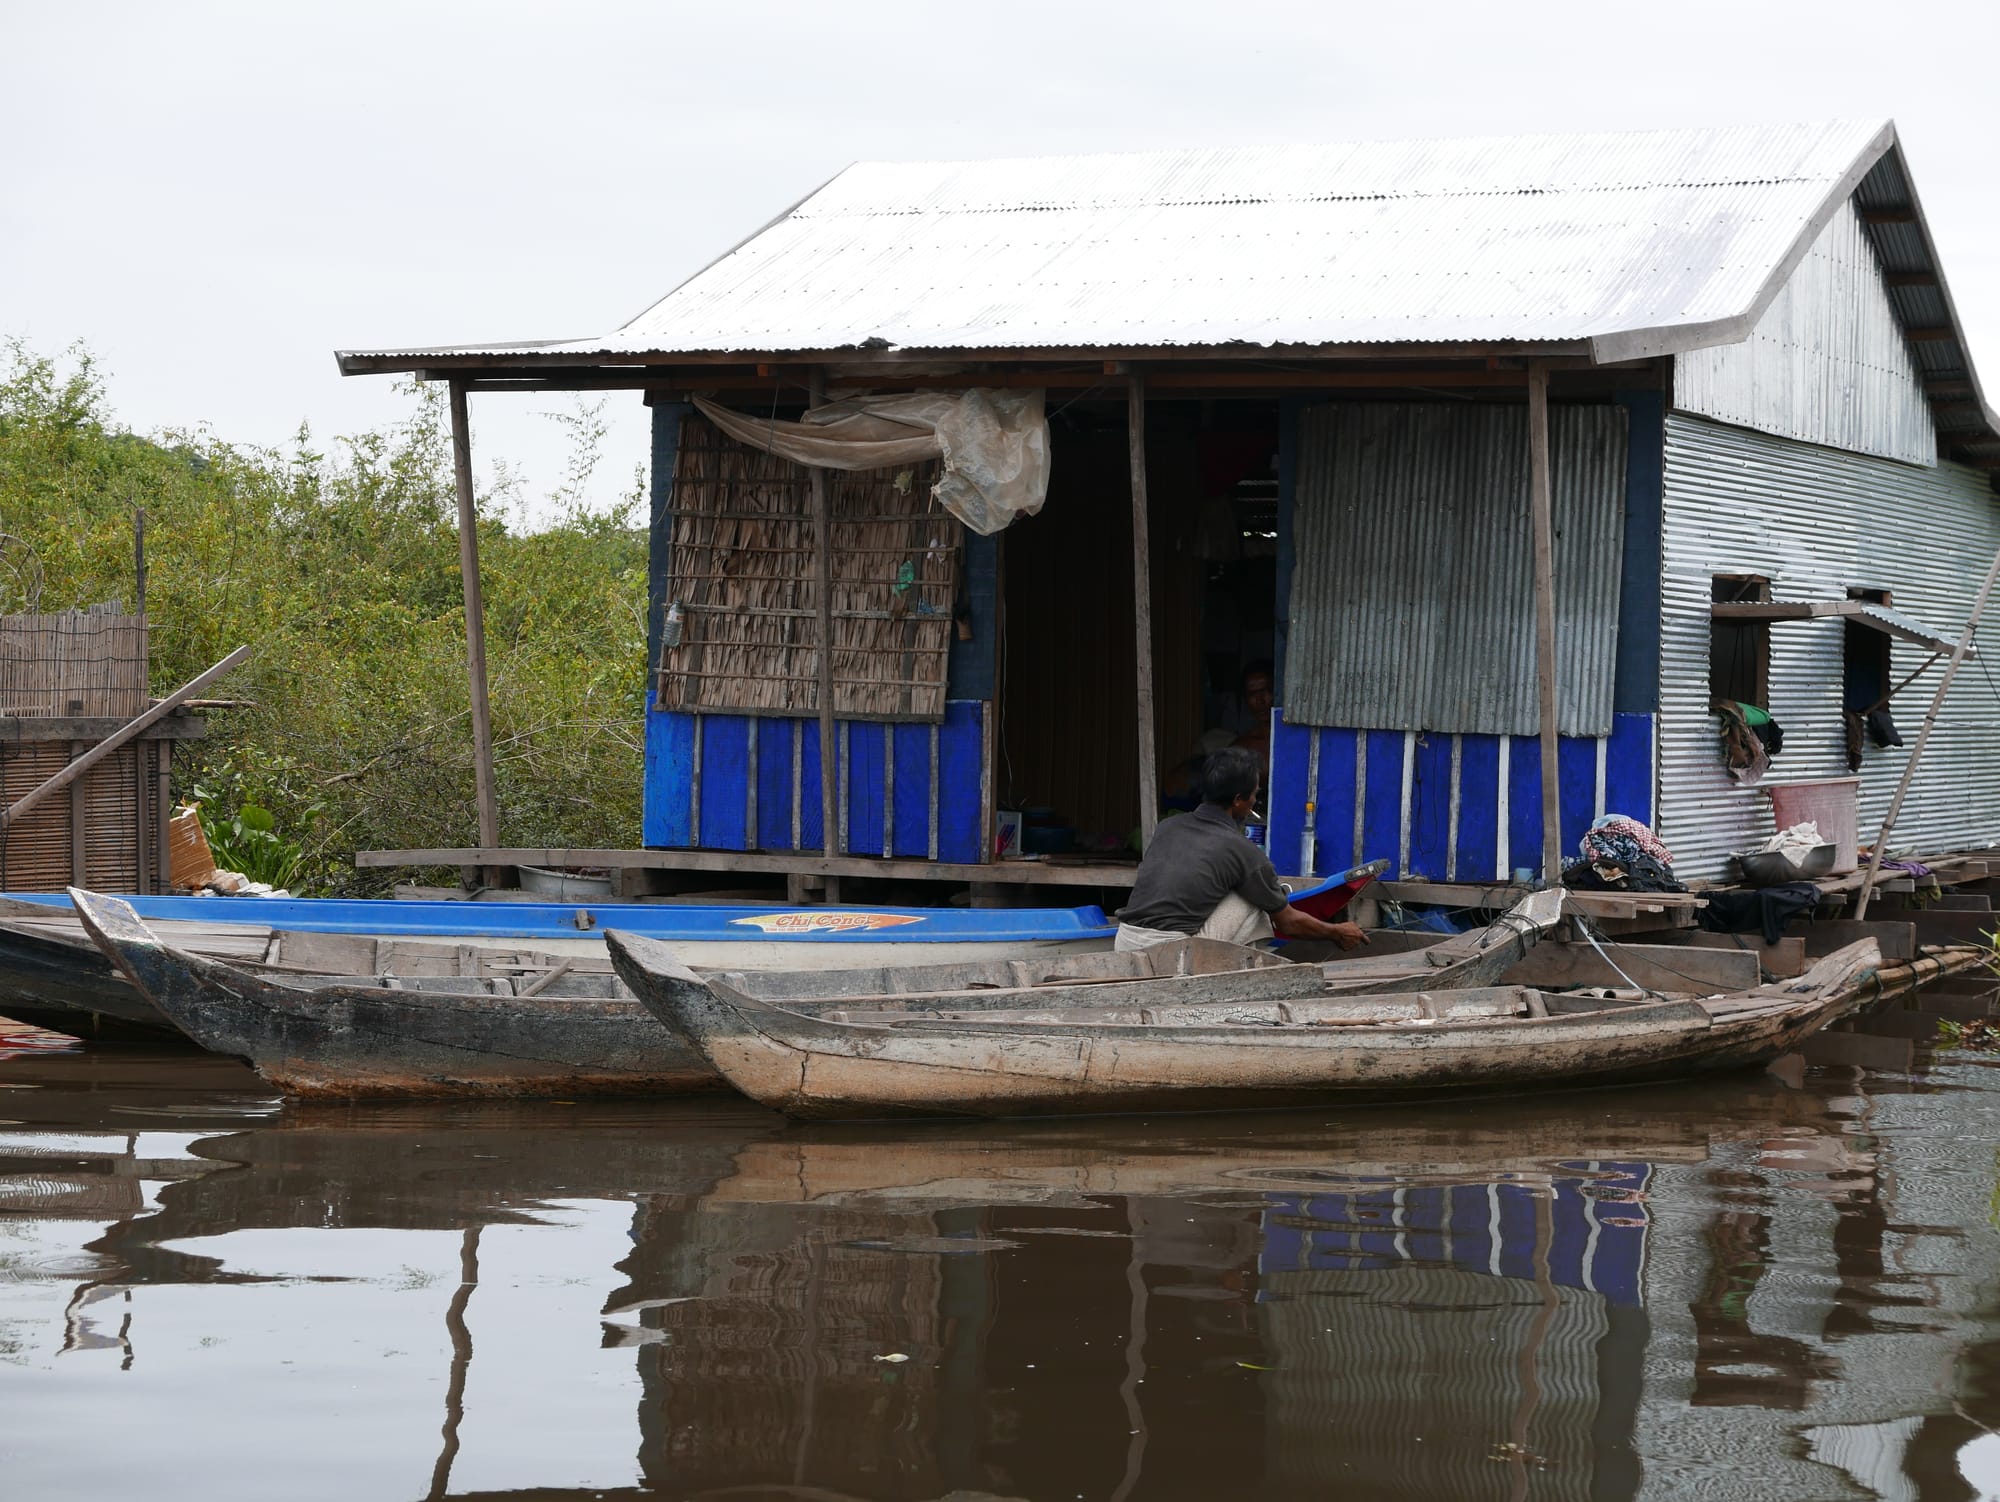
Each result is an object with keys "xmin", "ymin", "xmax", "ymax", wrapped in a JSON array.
[
  {"xmin": 628, "ymin": 1199, "xmax": 952, "ymax": 1499},
  {"xmin": 1252, "ymin": 1170, "xmax": 1651, "ymax": 1500},
  {"xmin": 1630, "ymin": 1084, "xmax": 2000, "ymax": 1501}
]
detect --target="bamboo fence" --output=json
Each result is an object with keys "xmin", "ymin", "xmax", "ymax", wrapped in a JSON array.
[
  {"xmin": 0, "ymin": 609, "xmax": 149, "ymax": 718},
  {"xmin": 656, "ymin": 414, "xmax": 961, "ymax": 721}
]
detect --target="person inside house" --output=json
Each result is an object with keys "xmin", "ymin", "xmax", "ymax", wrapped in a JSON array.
[
  {"xmin": 1231, "ymin": 660, "xmax": 1276, "ymax": 764},
  {"xmin": 1116, "ymin": 747, "xmax": 1370, "ymax": 952}
]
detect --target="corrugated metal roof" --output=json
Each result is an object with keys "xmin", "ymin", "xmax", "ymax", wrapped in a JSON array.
[{"xmin": 341, "ymin": 120, "xmax": 1898, "ymax": 365}]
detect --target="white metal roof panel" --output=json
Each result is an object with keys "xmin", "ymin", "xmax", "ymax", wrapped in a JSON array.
[{"xmin": 350, "ymin": 120, "xmax": 1894, "ymax": 364}]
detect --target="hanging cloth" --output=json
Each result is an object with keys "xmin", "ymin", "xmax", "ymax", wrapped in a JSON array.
[{"xmin": 692, "ymin": 389, "xmax": 1051, "ymax": 535}]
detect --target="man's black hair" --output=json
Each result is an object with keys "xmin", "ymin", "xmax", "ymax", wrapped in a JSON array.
[
  {"xmin": 1242, "ymin": 659, "xmax": 1274, "ymax": 686},
  {"xmin": 1200, "ymin": 746, "xmax": 1262, "ymax": 806}
]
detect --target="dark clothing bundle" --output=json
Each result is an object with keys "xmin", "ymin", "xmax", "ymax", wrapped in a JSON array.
[
  {"xmin": 1564, "ymin": 816, "xmax": 1685, "ymax": 894},
  {"xmin": 1118, "ymin": 802, "xmax": 1289, "ymax": 935},
  {"xmin": 1843, "ymin": 707, "xmax": 1905, "ymax": 772},
  {"xmin": 1698, "ymin": 882, "xmax": 1821, "ymax": 945},
  {"xmin": 1563, "ymin": 855, "xmax": 1684, "ymax": 894}
]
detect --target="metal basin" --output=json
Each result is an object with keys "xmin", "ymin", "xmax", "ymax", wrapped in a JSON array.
[{"xmin": 1731, "ymin": 844, "xmax": 1836, "ymax": 887}]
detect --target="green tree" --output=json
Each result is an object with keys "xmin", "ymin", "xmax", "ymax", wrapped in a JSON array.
[{"xmin": 0, "ymin": 339, "xmax": 648, "ymax": 893}]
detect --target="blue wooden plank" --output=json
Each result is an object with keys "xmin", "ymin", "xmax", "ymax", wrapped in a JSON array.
[
  {"xmin": 1454, "ymin": 734, "xmax": 1501, "ymax": 883},
  {"xmin": 891, "ymin": 722, "xmax": 933, "ymax": 858},
  {"xmin": 1508, "ymin": 736, "xmax": 1544, "ymax": 877},
  {"xmin": 845, "ymin": 721, "xmax": 888, "ymax": 857},
  {"xmin": 1267, "ymin": 715, "xmax": 1311, "ymax": 876},
  {"xmin": 1313, "ymin": 727, "xmax": 1360, "ymax": 875},
  {"xmin": 797, "ymin": 718, "xmax": 825, "ymax": 853},
  {"xmin": 1557, "ymin": 735, "xmax": 1596, "ymax": 867},
  {"xmin": 1362, "ymin": 730, "xmax": 1405, "ymax": 878},
  {"xmin": 936, "ymin": 701, "xmax": 984, "ymax": 863},
  {"xmin": 1603, "ymin": 713, "xmax": 1655, "ymax": 826},
  {"xmin": 697, "ymin": 716, "xmax": 751, "ymax": 851},
  {"xmin": 1406, "ymin": 733, "xmax": 1454, "ymax": 881},
  {"xmin": 643, "ymin": 696, "xmax": 695, "ymax": 848},
  {"xmin": 756, "ymin": 718, "xmax": 797, "ymax": 852}
]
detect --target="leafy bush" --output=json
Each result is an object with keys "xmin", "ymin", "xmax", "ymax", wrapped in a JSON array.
[{"xmin": 0, "ymin": 339, "xmax": 649, "ymax": 894}]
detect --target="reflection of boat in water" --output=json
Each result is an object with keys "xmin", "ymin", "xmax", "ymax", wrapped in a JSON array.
[
  {"xmin": 611, "ymin": 928, "xmax": 1885, "ymax": 1119},
  {"xmin": 14, "ymin": 1013, "xmax": 1992, "ymax": 1502}
]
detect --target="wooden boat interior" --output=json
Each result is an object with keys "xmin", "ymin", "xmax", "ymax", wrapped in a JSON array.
[
  {"xmin": 258, "ymin": 970, "xmax": 630, "ymax": 1000},
  {"xmin": 820, "ymin": 985, "xmax": 1553, "ymax": 1028},
  {"xmin": 708, "ymin": 938, "xmax": 1292, "ymax": 1004}
]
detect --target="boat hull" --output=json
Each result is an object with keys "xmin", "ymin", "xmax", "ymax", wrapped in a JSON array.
[
  {"xmin": 71, "ymin": 892, "xmax": 713, "ymax": 1099},
  {"xmin": 611, "ymin": 930, "xmax": 1890, "ymax": 1121}
]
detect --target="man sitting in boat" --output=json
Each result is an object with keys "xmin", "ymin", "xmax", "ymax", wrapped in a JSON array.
[{"xmin": 1115, "ymin": 748, "xmax": 1369, "ymax": 953}]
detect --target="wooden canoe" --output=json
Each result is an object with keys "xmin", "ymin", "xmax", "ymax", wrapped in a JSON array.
[
  {"xmin": 606, "ymin": 929, "xmax": 1887, "ymax": 1120},
  {"xmin": 71, "ymin": 889, "xmax": 711, "ymax": 1099},
  {"xmin": 0, "ymin": 912, "xmax": 634, "ymax": 1045},
  {"xmin": 65, "ymin": 890, "xmax": 1292, "ymax": 1098}
]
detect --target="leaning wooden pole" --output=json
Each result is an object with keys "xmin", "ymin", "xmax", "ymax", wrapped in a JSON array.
[
  {"xmin": 809, "ymin": 369, "xmax": 839, "ymax": 859},
  {"xmin": 1128, "ymin": 372, "xmax": 1160, "ymax": 851},
  {"xmin": 447, "ymin": 380, "xmax": 502, "ymax": 864},
  {"xmin": 0, "ymin": 645, "xmax": 249, "ymax": 835},
  {"xmin": 1853, "ymin": 544, "xmax": 2000, "ymax": 920},
  {"xmin": 1527, "ymin": 362, "xmax": 1563, "ymax": 882}
]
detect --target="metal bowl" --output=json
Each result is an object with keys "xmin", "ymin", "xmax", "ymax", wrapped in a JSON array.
[{"xmin": 1731, "ymin": 844, "xmax": 1836, "ymax": 887}]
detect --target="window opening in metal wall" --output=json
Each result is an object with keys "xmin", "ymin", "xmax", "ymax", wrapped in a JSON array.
[
  {"xmin": 1709, "ymin": 574, "xmax": 1772, "ymax": 707},
  {"xmin": 1843, "ymin": 587, "xmax": 1893, "ymax": 713}
]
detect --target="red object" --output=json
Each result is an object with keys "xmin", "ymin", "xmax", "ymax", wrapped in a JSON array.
[{"xmin": 1288, "ymin": 859, "xmax": 1388, "ymax": 921}]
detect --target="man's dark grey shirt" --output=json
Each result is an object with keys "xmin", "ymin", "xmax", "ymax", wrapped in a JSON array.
[{"xmin": 1117, "ymin": 802, "xmax": 1289, "ymax": 934}]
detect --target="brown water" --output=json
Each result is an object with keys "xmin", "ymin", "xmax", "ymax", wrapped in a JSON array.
[{"xmin": 6, "ymin": 993, "xmax": 2000, "ymax": 1501}]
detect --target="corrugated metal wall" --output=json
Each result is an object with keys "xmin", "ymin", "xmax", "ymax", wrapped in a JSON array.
[
  {"xmin": 1675, "ymin": 200, "xmax": 1935, "ymax": 467},
  {"xmin": 1657, "ymin": 413, "xmax": 2000, "ymax": 880},
  {"xmin": 1287, "ymin": 403, "xmax": 1628, "ymax": 737}
]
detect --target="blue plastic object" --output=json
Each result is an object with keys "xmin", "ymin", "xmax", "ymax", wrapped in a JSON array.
[{"xmin": 7, "ymin": 893, "xmax": 1115, "ymax": 945}]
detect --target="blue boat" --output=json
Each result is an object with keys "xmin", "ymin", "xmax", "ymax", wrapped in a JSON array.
[{"xmin": 0, "ymin": 892, "xmax": 1115, "ymax": 959}]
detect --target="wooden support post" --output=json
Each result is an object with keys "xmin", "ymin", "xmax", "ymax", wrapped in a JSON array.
[
  {"xmin": 1129, "ymin": 373, "xmax": 1160, "ymax": 851},
  {"xmin": 809, "ymin": 368, "xmax": 838, "ymax": 859},
  {"xmin": 69, "ymin": 740, "xmax": 86, "ymax": 884},
  {"xmin": 155, "ymin": 739, "xmax": 171, "ymax": 893},
  {"xmin": 448, "ymin": 379, "xmax": 502, "ymax": 871},
  {"xmin": 134, "ymin": 738, "xmax": 150, "ymax": 896},
  {"xmin": 1527, "ymin": 361, "xmax": 1562, "ymax": 881},
  {"xmin": 1855, "ymin": 544, "xmax": 2000, "ymax": 919}
]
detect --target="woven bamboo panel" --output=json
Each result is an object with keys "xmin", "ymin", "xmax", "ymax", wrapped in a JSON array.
[
  {"xmin": 0, "ymin": 611, "xmax": 149, "ymax": 718},
  {"xmin": 0, "ymin": 739, "xmax": 154, "ymax": 892},
  {"xmin": 82, "ymin": 745, "xmax": 143, "ymax": 891},
  {"xmin": 0, "ymin": 743, "xmax": 77, "ymax": 890},
  {"xmin": 656, "ymin": 415, "xmax": 960, "ymax": 722}
]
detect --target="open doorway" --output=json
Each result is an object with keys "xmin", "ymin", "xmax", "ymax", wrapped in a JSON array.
[{"xmin": 994, "ymin": 401, "xmax": 1280, "ymax": 858}]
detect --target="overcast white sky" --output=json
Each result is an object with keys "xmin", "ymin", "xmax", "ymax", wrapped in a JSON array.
[{"xmin": 5, "ymin": 0, "xmax": 1998, "ymax": 527}]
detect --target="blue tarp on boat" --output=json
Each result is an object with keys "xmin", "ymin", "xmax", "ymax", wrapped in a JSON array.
[{"xmin": 8, "ymin": 893, "xmax": 1115, "ymax": 945}]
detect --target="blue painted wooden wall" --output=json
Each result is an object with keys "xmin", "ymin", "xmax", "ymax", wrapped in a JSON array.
[
  {"xmin": 644, "ymin": 696, "xmax": 987, "ymax": 863},
  {"xmin": 1265, "ymin": 712, "xmax": 1654, "ymax": 880}
]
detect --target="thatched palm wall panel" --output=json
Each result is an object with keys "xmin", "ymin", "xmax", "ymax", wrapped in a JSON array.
[{"xmin": 656, "ymin": 414, "xmax": 959, "ymax": 722}]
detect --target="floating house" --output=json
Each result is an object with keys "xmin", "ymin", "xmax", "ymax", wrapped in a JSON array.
[{"xmin": 341, "ymin": 119, "xmax": 2000, "ymax": 894}]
